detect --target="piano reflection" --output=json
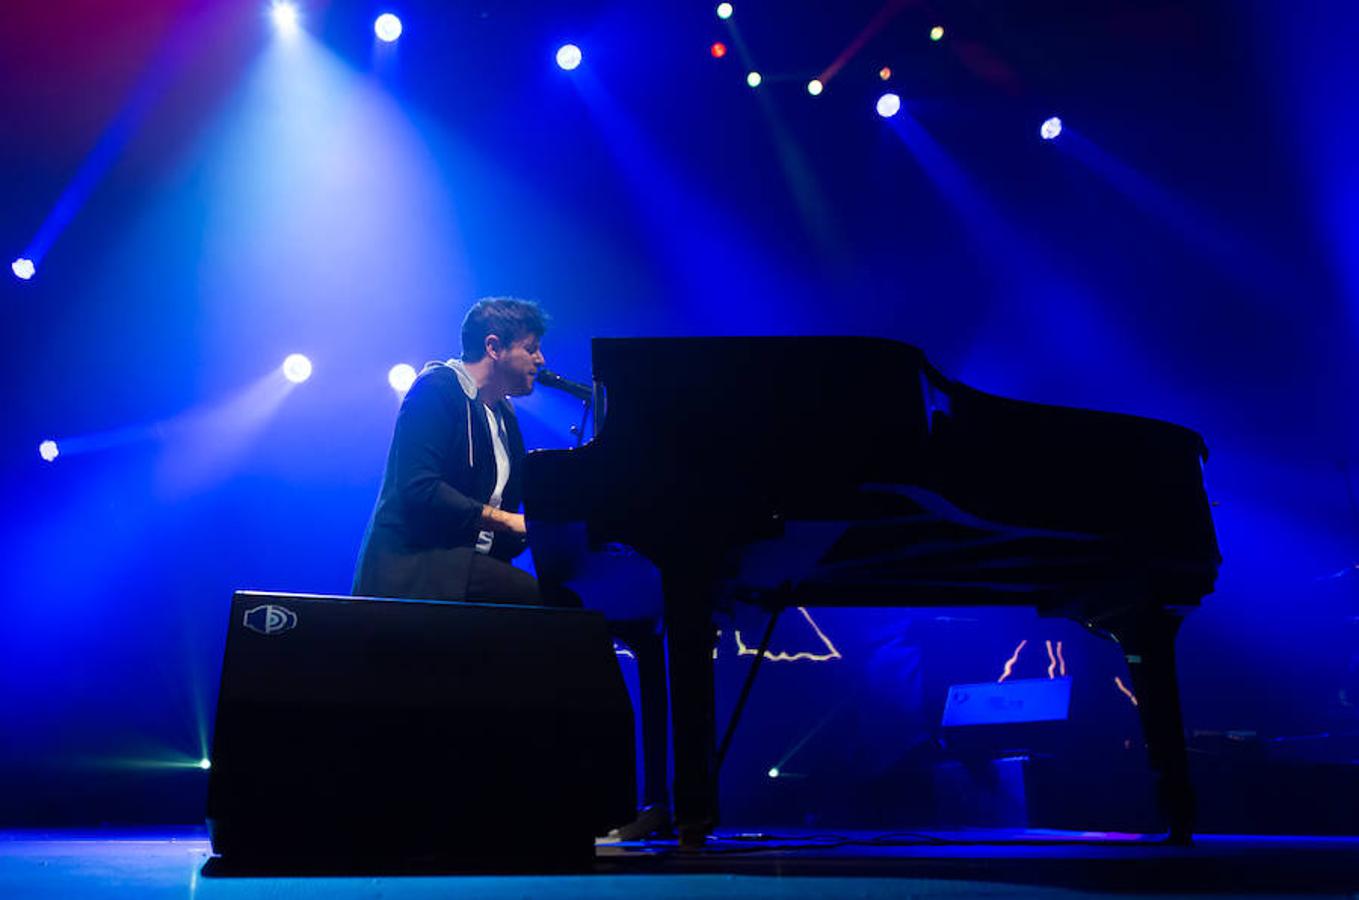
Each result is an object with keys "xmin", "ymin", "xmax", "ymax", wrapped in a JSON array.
[{"xmin": 524, "ymin": 337, "xmax": 1219, "ymax": 846}]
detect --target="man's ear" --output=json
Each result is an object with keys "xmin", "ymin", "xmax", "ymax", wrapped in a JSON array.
[{"xmin": 484, "ymin": 334, "xmax": 502, "ymax": 359}]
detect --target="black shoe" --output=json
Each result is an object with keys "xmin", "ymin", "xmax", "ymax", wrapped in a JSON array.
[{"xmin": 603, "ymin": 805, "xmax": 674, "ymax": 842}]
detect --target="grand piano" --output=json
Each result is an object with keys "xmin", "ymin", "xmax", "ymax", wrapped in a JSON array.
[{"xmin": 524, "ymin": 336, "xmax": 1219, "ymax": 846}]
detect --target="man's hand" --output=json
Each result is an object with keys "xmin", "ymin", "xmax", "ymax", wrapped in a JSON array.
[{"xmin": 480, "ymin": 505, "xmax": 527, "ymax": 536}]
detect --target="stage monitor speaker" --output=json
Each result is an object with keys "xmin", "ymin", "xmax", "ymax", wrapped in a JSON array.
[
  {"xmin": 939, "ymin": 677, "xmax": 1072, "ymax": 760},
  {"xmin": 206, "ymin": 591, "xmax": 635, "ymax": 866}
]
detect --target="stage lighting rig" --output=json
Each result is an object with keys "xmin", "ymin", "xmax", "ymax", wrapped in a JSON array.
[
  {"xmin": 388, "ymin": 363, "xmax": 417, "ymax": 394},
  {"xmin": 374, "ymin": 13, "xmax": 402, "ymax": 43},
  {"xmin": 282, "ymin": 354, "xmax": 313, "ymax": 384},
  {"xmin": 556, "ymin": 44, "xmax": 582, "ymax": 71},
  {"xmin": 269, "ymin": 1, "xmax": 300, "ymax": 36}
]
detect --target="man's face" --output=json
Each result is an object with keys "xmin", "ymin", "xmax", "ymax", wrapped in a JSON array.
[{"xmin": 493, "ymin": 333, "xmax": 545, "ymax": 397}]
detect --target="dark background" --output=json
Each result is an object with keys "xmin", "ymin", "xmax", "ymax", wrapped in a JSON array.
[{"xmin": 2, "ymin": 0, "xmax": 1357, "ymax": 832}]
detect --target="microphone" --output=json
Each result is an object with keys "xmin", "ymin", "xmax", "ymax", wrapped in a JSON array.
[{"xmin": 536, "ymin": 368, "xmax": 592, "ymax": 402}]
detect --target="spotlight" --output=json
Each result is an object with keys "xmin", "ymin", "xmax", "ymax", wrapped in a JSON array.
[
  {"xmin": 710, "ymin": 41, "xmax": 727, "ymax": 59},
  {"xmin": 876, "ymin": 92, "xmax": 901, "ymax": 118},
  {"xmin": 198, "ymin": 758, "xmax": 212, "ymax": 771},
  {"xmin": 282, "ymin": 353, "xmax": 313, "ymax": 384},
  {"xmin": 38, "ymin": 440, "xmax": 59, "ymax": 463},
  {"xmin": 930, "ymin": 25, "xmax": 945, "ymax": 41},
  {"xmin": 1040, "ymin": 116, "xmax": 1063, "ymax": 140},
  {"xmin": 11, "ymin": 258, "xmax": 35, "ymax": 280},
  {"xmin": 388, "ymin": 363, "xmax": 417, "ymax": 394},
  {"xmin": 746, "ymin": 71, "xmax": 762, "ymax": 88},
  {"xmin": 878, "ymin": 66, "xmax": 892, "ymax": 81},
  {"xmin": 269, "ymin": 1, "xmax": 300, "ymax": 35},
  {"xmin": 717, "ymin": 2, "xmax": 734, "ymax": 20},
  {"xmin": 807, "ymin": 78, "xmax": 823, "ymax": 96},
  {"xmin": 767, "ymin": 767, "xmax": 780, "ymax": 778},
  {"xmin": 374, "ymin": 13, "xmax": 402, "ymax": 43},
  {"xmin": 556, "ymin": 43, "xmax": 582, "ymax": 71}
]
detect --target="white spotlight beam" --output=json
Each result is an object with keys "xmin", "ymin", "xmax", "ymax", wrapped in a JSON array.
[{"xmin": 270, "ymin": 1, "xmax": 300, "ymax": 36}]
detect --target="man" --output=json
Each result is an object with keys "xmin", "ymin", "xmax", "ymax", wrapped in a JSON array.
[
  {"xmin": 352, "ymin": 296, "xmax": 671, "ymax": 838},
  {"xmin": 352, "ymin": 297, "xmax": 547, "ymax": 604}
]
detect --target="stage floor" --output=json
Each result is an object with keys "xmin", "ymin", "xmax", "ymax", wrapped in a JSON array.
[{"xmin": 2, "ymin": 828, "xmax": 1357, "ymax": 899}]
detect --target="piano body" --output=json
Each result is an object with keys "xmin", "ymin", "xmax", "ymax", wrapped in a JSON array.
[{"xmin": 524, "ymin": 337, "xmax": 1219, "ymax": 846}]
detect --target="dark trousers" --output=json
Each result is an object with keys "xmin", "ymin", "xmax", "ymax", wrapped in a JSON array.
[
  {"xmin": 463, "ymin": 550, "xmax": 544, "ymax": 605},
  {"xmin": 613, "ymin": 620, "xmax": 671, "ymax": 811}
]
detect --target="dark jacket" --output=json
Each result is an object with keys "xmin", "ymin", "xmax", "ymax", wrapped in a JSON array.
[{"xmin": 352, "ymin": 360, "xmax": 527, "ymax": 600}]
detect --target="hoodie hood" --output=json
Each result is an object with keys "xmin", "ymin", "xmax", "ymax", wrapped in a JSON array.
[{"xmin": 439, "ymin": 358, "xmax": 478, "ymax": 401}]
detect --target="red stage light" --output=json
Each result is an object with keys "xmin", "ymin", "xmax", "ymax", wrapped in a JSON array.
[{"xmin": 710, "ymin": 41, "xmax": 727, "ymax": 59}]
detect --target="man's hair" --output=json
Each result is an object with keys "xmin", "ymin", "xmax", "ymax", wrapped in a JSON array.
[{"xmin": 460, "ymin": 297, "xmax": 548, "ymax": 362}]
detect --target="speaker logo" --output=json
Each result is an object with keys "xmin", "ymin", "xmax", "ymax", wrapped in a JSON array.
[{"xmin": 243, "ymin": 604, "xmax": 298, "ymax": 636}]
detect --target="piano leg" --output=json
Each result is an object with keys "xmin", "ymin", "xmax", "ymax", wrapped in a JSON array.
[
  {"xmin": 663, "ymin": 572, "xmax": 719, "ymax": 848},
  {"xmin": 1102, "ymin": 607, "xmax": 1195, "ymax": 845}
]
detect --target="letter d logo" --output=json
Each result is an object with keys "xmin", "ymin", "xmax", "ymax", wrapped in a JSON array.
[{"xmin": 243, "ymin": 604, "xmax": 299, "ymax": 636}]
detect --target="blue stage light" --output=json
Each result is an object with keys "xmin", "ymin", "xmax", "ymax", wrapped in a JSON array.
[
  {"xmin": 38, "ymin": 440, "xmax": 59, "ymax": 462},
  {"xmin": 270, "ymin": 1, "xmax": 300, "ymax": 35},
  {"xmin": 556, "ymin": 44, "xmax": 582, "ymax": 71},
  {"xmin": 374, "ymin": 13, "xmax": 402, "ymax": 43},
  {"xmin": 11, "ymin": 258, "xmax": 35, "ymax": 280},
  {"xmin": 1040, "ymin": 116, "xmax": 1063, "ymax": 140},
  {"xmin": 282, "ymin": 353, "xmax": 313, "ymax": 384},
  {"xmin": 767, "ymin": 767, "xmax": 780, "ymax": 778},
  {"xmin": 876, "ymin": 92, "xmax": 901, "ymax": 118},
  {"xmin": 388, "ymin": 363, "xmax": 417, "ymax": 393},
  {"xmin": 199, "ymin": 758, "xmax": 212, "ymax": 770}
]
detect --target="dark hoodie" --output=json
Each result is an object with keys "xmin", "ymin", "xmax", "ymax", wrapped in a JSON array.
[{"xmin": 352, "ymin": 360, "xmax": 527, "ymax": 600}]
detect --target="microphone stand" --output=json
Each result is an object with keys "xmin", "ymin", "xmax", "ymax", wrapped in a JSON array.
[
  {"xmin": 538, "ymin": 368, "xmax": 594, "ymax": 448},
  {"xmin": 569, "ymin": 394, "xmax": 593, "ymax": 448}
]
